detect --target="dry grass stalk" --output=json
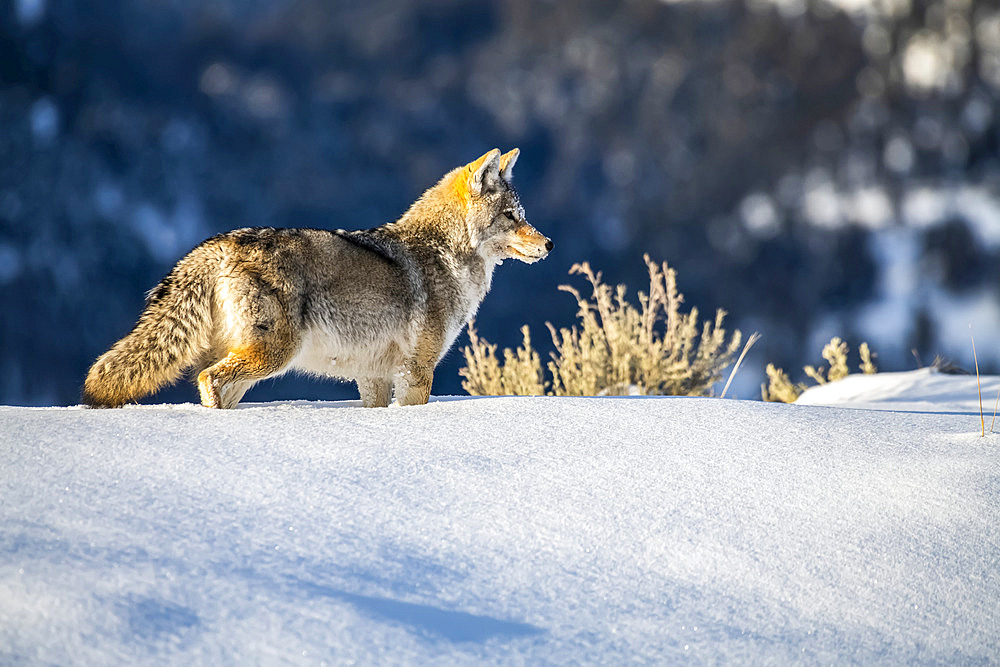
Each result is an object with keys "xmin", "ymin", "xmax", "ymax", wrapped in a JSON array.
[
  {"xmin": 971, "ymin": 326, "xmax": 984, "ymax": 437},
  {"xmin": 720, "ymin": 331, "xmax": 762, "ymax": 399}
]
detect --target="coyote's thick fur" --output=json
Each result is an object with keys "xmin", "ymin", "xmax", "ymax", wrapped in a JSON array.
[{"xmin": 83, "ymin": 149, "xmax": 551, "ymax": 408}]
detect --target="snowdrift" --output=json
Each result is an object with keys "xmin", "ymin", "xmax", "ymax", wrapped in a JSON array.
[{"xmin": 2, "ymin": 371, "xmax": 998, "ymax": 663}]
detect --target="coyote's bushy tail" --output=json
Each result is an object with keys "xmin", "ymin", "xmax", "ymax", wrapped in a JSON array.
[{"xmin": 83, "ymin": 253, "xmax": 216, "ymax": 407}]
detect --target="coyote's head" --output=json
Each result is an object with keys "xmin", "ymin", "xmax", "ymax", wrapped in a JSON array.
[{"xmin": 450, "ymin": 148, "xmax": 552, "ymax": 264}]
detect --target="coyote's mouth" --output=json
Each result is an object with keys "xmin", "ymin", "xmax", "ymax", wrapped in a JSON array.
[{"xmin": 506, "ymin": 245, "xmax": 547, "ymax": 263}]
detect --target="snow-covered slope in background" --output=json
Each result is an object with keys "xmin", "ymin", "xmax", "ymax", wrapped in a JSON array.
[
  {"xmin": 2, "ymin": 379, "xmax": 998, "ymax": 663},
  {"xmin": 797, "ymin": 366, "xmax": 998, "ymax": 414}
]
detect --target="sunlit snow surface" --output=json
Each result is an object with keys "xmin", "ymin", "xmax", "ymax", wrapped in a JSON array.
[
  {"xmin": 2, "ymin": 380, "xmax": 998, "ymax": 663},
  {"xmin": 797, "ymin": 367, "xmax": 1000, "ymax": 414}
]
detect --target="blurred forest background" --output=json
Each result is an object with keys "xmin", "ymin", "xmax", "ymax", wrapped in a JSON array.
[{"xmin": 3, "ymin": 0, "xmax": 1000, "ymax": 405}]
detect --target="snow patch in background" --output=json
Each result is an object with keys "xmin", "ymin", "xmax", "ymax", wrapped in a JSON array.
[
  {"xmin": 130, "ymin": 195, "xmax": 205, "ymax": 264},
  {"xmin": 15, "ymin": 0, "xmax": 45, "ymax": 26},
  {"xmin": 29, "ymin": 98, "xmax": 58, "ymax": 144},
  {"xmin": 928, "ymin": 287, "xmax": 1000, "ymax": 365},
  {"xmin": 796, "ymin": 367, "xmax": 987, "ymax": 413},
  {"xmin": 853, "ymin": 184, "xmax": 1000, "ymax": 367},
  {"xmin": 0, "ymin": 245, "xmax": 23, "ymax": 283},
  {"xmin": 855, "ymin": 228, "xmax": 919, "ymax": 358}
]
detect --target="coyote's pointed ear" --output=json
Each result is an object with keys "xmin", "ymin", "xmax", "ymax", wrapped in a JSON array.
[
  {"xmin": 468, "ymin": 148, "xmax": 502, "ymax": 196},
  {"xmin": 499, "ymin": 148, "xmax": 519, "ymax": 182}
]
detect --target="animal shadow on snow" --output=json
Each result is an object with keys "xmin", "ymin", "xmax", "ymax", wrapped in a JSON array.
[
  {"xmin": 117, "ymin": 594, "xmax": 201, "ymax": 642},
  {"xmin": 288, "ymin": 576, "xmax": 543, "ymax": 643}
]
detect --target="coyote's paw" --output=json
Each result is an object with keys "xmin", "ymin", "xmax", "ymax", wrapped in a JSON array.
[{"xmin": 197, "ymin": 370, "xmax": 222, "ymax": 409}]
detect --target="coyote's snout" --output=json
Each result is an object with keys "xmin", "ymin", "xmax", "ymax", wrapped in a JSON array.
[
  {"xmin": 83, "ymin": 148, "xmax": 550, "ymax": 409},
  {"xmin": 505, "ymin": 221, "xmax": 553, "ymax": 263}
]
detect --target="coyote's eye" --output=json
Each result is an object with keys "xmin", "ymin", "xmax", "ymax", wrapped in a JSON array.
[{"xmin": 503, "ymin": 211, "xmax": 516, "ymax": 221}]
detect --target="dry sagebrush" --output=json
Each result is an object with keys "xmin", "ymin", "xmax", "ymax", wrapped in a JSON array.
[
  {"xmin": 461, "ymin": 256, "xmax": 743, "ymax": 397},
  {"xmin": 761, "ymin": 337, "xmax": 877, "ymax": 403}
]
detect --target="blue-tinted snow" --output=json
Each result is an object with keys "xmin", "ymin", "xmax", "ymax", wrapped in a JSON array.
[{"xmin": 1, "ymin": 390, "xmax": 998, "ymax": 663}]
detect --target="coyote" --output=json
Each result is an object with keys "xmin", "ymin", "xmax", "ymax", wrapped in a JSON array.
[{"xmin": 83, "ymin": 148, "xmax": 551, "ymax": 408}]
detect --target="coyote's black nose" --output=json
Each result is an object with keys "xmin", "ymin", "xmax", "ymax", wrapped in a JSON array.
[{"xmin": 545, "ymin": 240, "xmax": 554, "ymax": 251}]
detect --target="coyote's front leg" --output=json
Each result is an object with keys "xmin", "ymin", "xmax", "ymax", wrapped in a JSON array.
[
  {"xmin": 394, "ymin": 332, "xmax": 441, "ymax": 406},
  {"xmin": 396, "ymin": 361, "xmax": 433, "ymax": 406}
]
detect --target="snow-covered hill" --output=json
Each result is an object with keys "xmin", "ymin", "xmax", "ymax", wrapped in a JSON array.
[{"xmin": 2, "ymin": 371, "xmax": 998, "ymax": 663}]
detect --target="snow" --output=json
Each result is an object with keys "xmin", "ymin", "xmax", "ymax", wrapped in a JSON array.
[
  {"xmin": 797, "ymin": 366, "xmax": 999, "ymax": 414},
  {"xmin": 2, "ymin": 376, "xmax": 999, "ymax": 663}
]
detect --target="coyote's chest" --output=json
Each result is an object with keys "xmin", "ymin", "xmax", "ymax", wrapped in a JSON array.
[{"xmin": 439, "ymin": 258, "xmax": 494, "ymax": 360}]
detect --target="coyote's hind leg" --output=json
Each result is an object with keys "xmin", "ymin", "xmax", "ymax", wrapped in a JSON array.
[
  {"xmin": 198, "ymin": 343, "xmax": 294, "ymax": 409},
  {"xmin": 358, "ymin": 377, "xmax": 392, "ymax": 408}
]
